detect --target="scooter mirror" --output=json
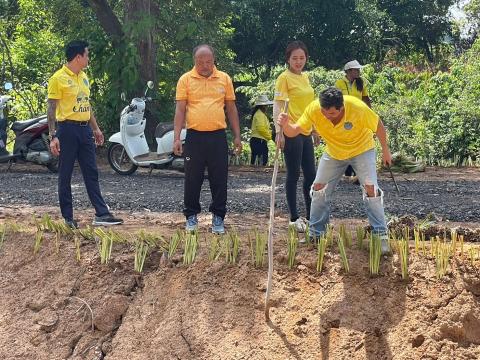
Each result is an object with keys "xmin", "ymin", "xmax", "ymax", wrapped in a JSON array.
[
  {"xmin": 4, "ymin": 82, "xmax": 13, "ymax": 91},
  {"xmin": 120, "ymin": 92, "xmax": 126, "ymax": 101},
  {"xmin": 147, "ymin": 81, "xmax": 154, "ymax": 89}
]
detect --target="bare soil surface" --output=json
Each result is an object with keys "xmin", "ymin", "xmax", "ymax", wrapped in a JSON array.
[
  {"xmin": 0, "ymin": 164, "xmax": 479, "ymax": 359},
  {"xmin": 1, "ymin": 208, "xmax": 480, "ymax": 360}
]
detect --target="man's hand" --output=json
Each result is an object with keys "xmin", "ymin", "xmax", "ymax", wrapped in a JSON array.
[
  {"xmin": 93, "ymin": 128, "xmax": 104, "ymax": 146},
  {"xmin": 173, "ymin": 139, "xmax": 183, "ymax": 156},
  {"xmin": 50, "ymin": 137, "xmax": 60, "ymax": 156},
  {"xmin": 277, "ymin": 112, "xmax": 289, "ymax": 128},
  {"xmin": 275, "ymin": 132, "xmax": 285, "ymax": 150},
  {"xmin": 382, "ymin": 148, "xmax": 393, "ymax": 166},
  {"xmin": 233, "ymin": 136, "xmax": 242, "ymax": 155}
]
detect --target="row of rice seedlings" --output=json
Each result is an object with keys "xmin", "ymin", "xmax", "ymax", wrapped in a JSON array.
[
  {"xmin": 435, "ymin": 240, "xmax": 450, "ymax": 278},
  {"xmin": 338, "ymin": 224, "xmax": 352, "ymax": 248},
  {"xmin": 398, "ymin": 239, "xmax": 409, "ymax": 280},
  {"xmin": 356, "ymin": 226, "xmax": 365, "ymax": 249},
  {"xmin": 369, "ymin": 233, "xmax": 382, "ymax": 276},
  {"xmin": 317, "ymin": 236, "xmax": 328, "ymax": 273},
  {"xmin": 168, "ymin": 229, "xmax": 183, "ymax": 259},
  {"xmin": 225, "ymin": 229, "xmax": 240, "ymax": 264},
  {"xmin": 337, "ymin": 236, "xmax": 349, "ymax": 273},
  {"xmin": 183, "ymin": 230, "xmax": 199, "ymax": 265},
  {"xmin": 287, "ymin": 225, "xmax": 298, "ymax": 269}
]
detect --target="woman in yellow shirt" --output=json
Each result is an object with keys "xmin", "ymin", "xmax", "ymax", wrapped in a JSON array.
[
  {"xmin": 335, "ymin": 60, "xmax": 372, "ymax": 180},
  {"xmin": 273, "ymin": 41, "xmax": 316, "ymax": 232},
  {"xmin": 250, "ymin": 94, "xmax": 273, "ymax": 165}
]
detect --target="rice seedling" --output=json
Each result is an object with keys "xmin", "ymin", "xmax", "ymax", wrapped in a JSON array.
[
  {"xmin": 339, "ymin": 224, "xmax": 352, "ymax": 248},
  {"xmin": 421, "ymin": 231, "xmax": 427, "ymax": 256},
  {"xmin": 94, "ymin": 228, "xmax": 113, "ymax": 264},
  {"xmin": 337, "ymin": 236, "xmax": 349, "ymax": 273},
  {"xmin": 369, "ymin": 233, "xmax": 381, "ymax": 276},
  {"xmin": 402, "ymin": 226, "xmax": 410, "ymax": 242},
  {"xmin": 168, "ymin": 230, "xmax": 183, "ymax": 259},
  {"xmin": 225, "ymin": 229, "xmax": 240, "ymax": 264},
  {"xmin": 78, "ymin": 226, "xmax": 95, "ymax": 241},
  {"xmin": 325, "ymin": 224, "xmax": 334, "ymax": 248},
  {"xmin": 287, "ymin": 225, "xmax": 298, "ymax": 269},
  {"xmin": 435, "ymin": 240, "xmax": 450, "ymax": 278},
  {"xmin": 316, "ymin": 236, "xmax": 328, "ymax": 273},
  {"xmin": 304, "ymin": 222, "xmax": 311, "ymax": 245},
  {"xmin": 208, "ymin": 235, "xmax": 222, "ymax": 262},
  {"xmin": 459, "ymin": 234, "xmax": 464, "ymax": 258},
  {"xmin": 33, "ymin": 230, "xmax": 44, "ymax": 255},
  {"xmin": 450, "ymin": 229, "xmax": 458, "ymax": 256},
  {"xmin": 413, "ymin": 227, "xmax": 420, "ymax": 254},
  {"xmin": 253, "ymin": 229, "xmax": 267, "ymax": 267},
  {"xmin": 134, "ymin": 240, "xmax": 149, "ymax": 272},
  {"xmin": 183, "ymin": 230, "xmax": 199, "ymax": 265},
  {"xmin": 398, "ymin": 239, "xmax": 409, "ymax": 280},
  {"xmin": 469, "ymin": 247, "xmax": 476, "ymax": 267},
  {"xmin": 0, "ymin": 224, "xmax": 6, "ymax": 250},
  {"xmin": 73, "ymin": 234, "xmax": 81, "ymax": 262},
  {"xmin": 355, "ymin": 226, "xmax": 365, "ymax": 249}
]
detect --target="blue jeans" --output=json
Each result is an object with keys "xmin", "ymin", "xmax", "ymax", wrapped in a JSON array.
[{"xmin": 309, "ymin": 149, "xmax": 387, "ymax": 237}]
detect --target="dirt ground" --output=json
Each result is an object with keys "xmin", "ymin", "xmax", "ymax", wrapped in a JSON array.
[{"xmin": 1, "ymin": 206, "xmax": 480, "ymax": 360}]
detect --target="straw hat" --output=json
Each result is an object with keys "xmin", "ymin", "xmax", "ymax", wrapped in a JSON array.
[
  {"xmin": 254, "ymin": 94, "xmax": 273, "ymax": 106},
  {"xmin": 344, "ymin": 60, "xmax": 362, "ymax": 71}
]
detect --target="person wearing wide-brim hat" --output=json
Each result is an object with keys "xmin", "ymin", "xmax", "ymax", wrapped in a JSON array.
[
  {"xmin": 250, "ymin": 94, "xmax": 273, "ymax": 166},
  {"xmin": 335, "ymin": 60, "xmax": 372, "ymax": 182}
]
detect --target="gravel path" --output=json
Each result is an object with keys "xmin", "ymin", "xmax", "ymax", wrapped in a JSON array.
[{"xmin": 1, "ymin": 165, "xmax": 479, "ymax": 222}]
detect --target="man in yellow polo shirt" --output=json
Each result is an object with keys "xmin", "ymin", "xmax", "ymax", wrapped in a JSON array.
[
  {"xmin": 47, "ymin": 40, "xmax": 123, "ymax": 228},
  {"xmin": 173, "ymin": 44, "xmax": 242, "ymax": 234},
  {"xmin": 278, "ymin": 87, "xmax": 392, "ymax": 254}
]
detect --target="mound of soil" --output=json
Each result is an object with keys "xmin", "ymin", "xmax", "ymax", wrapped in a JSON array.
[{"xmin": 1, "ymin": 212, "xmax": 480, "ymax": 360}]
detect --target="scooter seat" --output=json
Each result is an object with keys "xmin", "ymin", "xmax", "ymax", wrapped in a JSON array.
[
  {"xmin": 11, "ymin": 115, "xmax": 47, "ymax": 132},
  {"xmin": 155, "ymin": 122, "xmax": 174, "ymax": 139}
]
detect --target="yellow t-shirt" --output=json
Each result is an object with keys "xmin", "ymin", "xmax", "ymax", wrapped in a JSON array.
[
  {"xmin": 251, "ymin": 109, "xmax": 272, "ymax": 141},
  {"xmin": 335, "ymin": 76, "xmax": 368, "ymax": 100},
  {"xmin": 176, "ymin": 66, "xmax": 236, "ymax": 131},
  {"xmin": 274, "ymin": 69, "xmax": 314, "ymax": 135},
  {"xmin": 297, "ymin": 96, "xmax": 379, "ymax": 160},
  {"xmin": 47, "ymin": 65, "xmax": 91, "ymax": 121}
]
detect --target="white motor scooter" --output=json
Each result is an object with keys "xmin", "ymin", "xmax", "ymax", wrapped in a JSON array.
[{"xmin": 107, "ymin": 81, "xmax": 186, "ymax": 175}]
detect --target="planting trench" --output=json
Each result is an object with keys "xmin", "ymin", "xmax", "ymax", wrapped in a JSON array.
[{"xmin": 1, "ymin": 209, "xmax": 480, "ymax": 360}]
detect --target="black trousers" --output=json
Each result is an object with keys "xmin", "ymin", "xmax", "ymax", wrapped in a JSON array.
[
  {"xmin": 345, "ymin": 165, "xmax": 356, "ymax": 176},
  {"xmin": 283, "ymin": 134, "xmax": 316, "ymax": 221},
  {"xmin": 250, "ymin": 137, "xmax": 268, "ymax": 165},
  {"xmin": 57, "ymin": 122, "xmax": 110, "ymax": 221},
  {"xmin": 183, "ymin": 129, "xmax": 228, "ymax": 219}
]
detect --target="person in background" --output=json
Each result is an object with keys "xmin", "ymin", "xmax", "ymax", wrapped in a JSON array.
[
  {"xmin": 47, "ymin": 40, "xmax": 123, "ymax": 229},
  {"xmin": 250, "ymin": 94, "xmax": 273, "ymax": 166},
  {"xmin": 173, "ymin": 44, "xmax": 242, "ymax": 235},
  {"xmin": 278, "ymin": 87, "xmax": 392, "ymax": 254},
  {"xmin": 335, "ymin": 60, "xmax": 372, "ymax": 181},
  {"xmin": 273, "ymin": 40, "xmax": 317, "ymax": 233}
]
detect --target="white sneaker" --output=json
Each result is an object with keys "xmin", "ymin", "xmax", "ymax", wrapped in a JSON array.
[{"xmin": 289, "ymin": 218, "xmax": 307, "ymax": 233}]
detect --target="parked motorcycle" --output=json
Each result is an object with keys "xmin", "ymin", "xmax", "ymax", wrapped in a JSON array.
[
  {"xmin": 0, "ymin": 82, "xmax": 58, "ymax": 172},
  {"xmin": 107, "ymin": 81, "xmax": 186, "ymax": 175}
]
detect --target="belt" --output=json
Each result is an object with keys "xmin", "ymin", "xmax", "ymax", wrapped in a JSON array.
[{"xmin": 59, "ymin": 120, "xmax": 90, "ymax": 126}]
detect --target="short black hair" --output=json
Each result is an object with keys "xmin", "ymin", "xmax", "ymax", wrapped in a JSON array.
[
  {"xmin": 65, "ymin": 40, "xmax": 89, "ymax": 62},
  {"xmin": 320, "ymin": 87, "xmax": 344, "ymax": 109},
  {"xmin": 192, "ymin": 44, "xmax": 215, "ymax": 58}
]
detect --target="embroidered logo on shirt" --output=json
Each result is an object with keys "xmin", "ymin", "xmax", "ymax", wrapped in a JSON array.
[{"xmin": 344, "ymin": 122, "xmax": 353, "ymax": 130}]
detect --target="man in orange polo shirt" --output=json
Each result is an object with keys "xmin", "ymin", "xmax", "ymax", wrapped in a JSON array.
[{"xmin": 173, "ymin": 44, "xmax": 242, "ymax": 234}]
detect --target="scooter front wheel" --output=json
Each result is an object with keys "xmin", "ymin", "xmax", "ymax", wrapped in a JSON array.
[{"xmin": 107, "ymin": 143, "xmax": 138, "ymax": 175}]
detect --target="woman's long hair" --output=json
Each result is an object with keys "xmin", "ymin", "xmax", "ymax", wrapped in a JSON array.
[{"xmin": 354, "ymin": 77, "xmax": 364, "ymax": 92}]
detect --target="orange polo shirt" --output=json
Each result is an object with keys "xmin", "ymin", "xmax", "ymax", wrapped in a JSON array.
[{"xmin": 175, "ymin": 66, "xmax": 236, "ymax": 131}]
